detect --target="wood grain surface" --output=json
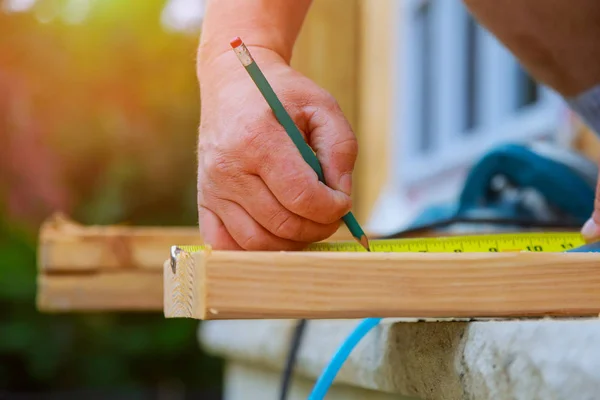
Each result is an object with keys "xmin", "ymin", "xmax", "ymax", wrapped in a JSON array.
[{"xmin": 165, "ymin": 249, "xmax": 600, "ymax": 320}]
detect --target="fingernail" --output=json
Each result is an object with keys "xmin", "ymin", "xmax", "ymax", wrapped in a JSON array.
[
  {"xmin": 581, "ymin": 217, "xmax": 600, "ymax": 241},
  {"xmin": 339, "ymin": 173, "xmax": 352, "ymax": 195}
]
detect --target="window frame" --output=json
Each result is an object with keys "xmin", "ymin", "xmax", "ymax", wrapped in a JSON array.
[{"xmin": 393, "ymin": 0, "xmax": 565, "ymax": 188}]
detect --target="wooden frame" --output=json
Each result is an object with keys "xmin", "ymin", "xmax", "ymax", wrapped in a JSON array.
[
  {"xmin": 36, "ymin": 213, "xmax": 359, "ymax": 312},
  {"xmin": 164, "ymin": 247, "xmax": 600, "ymax": 320},
  {"xmin": 37, "ymin": 214, "xmax": 600, "ymax": 319},
  {"xmin": 36, "ymin": 213, "xmax": 202, "ymax": 312}
]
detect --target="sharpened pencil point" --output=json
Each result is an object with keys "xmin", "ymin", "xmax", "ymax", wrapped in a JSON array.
[{"xmin": 359, "ymin": 235, "xmax": 370, "ymax": 252}]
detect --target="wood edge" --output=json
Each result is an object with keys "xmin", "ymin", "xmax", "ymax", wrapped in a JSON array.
[
  {"xmin": 164, "ymin": 247, "xmax": 208, "ymax": 319},
  {"xmin": 36, "ymin": 269, "xmax": 48, "ymax": 312},
  {"xmin": 36, "ymin": 270, "xmax": 162, "ymax": 312},
  {"xmin": 37, "ymin": 212, "xmax": 74, "ymax": 273},
  {"xmin": 181, "ymin": 250, "xmax": 600, "ymax": 320},
  {"xmin": 193, "ymin": 250, "xmax": 209, "ymax": 320}
]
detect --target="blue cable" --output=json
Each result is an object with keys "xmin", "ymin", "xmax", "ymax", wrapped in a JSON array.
[
  {"xmin": 302, "ymin": 241, "xmax": 600, "ymax": 400},
  {"xmin": 307, "ymin": 317, "xmax": 382, "ymax": 400}
]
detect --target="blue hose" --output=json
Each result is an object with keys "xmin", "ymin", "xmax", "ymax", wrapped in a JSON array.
[{"xmin": 307, "ymin": 317, "xmax": 382, "ymax": 400}]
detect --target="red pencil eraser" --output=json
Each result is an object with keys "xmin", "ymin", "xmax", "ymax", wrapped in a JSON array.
[{"xmin": 230, "ymin": 36, "xmax": 242, "ymax": 48}]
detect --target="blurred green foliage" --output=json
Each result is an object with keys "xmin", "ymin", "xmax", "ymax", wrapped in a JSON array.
[
  {"xmin": 0, "ymin": 211, "xmax": 223, "ymax": 394},
  {"xmin": 0, "ymin": 0, "xmax": 223, "ymax": 395}
]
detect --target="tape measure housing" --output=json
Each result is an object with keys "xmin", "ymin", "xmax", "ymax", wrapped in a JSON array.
[{"xmin": 176, "ymin": 232, "xmax": 585, "ymax": 253}]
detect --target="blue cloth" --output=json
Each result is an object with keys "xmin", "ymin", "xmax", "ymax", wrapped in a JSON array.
[{"xmin": 567, "ymin": 84, "xmax": 600, "ymax": 136}]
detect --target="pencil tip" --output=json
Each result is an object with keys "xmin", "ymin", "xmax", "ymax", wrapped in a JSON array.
[{"xmin": 359, "ymin": 235, "xmax": 370, "ymax": 252}]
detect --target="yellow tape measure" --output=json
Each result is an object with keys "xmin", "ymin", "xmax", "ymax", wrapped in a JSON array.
[{"xmin": 176, "ymin": 232, "xmax": 586, "ymax": 253}]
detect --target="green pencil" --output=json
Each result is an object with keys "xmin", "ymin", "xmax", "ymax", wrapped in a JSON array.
[{"xmin": 229, "ymin": 36, "xmax": 370, "ymax": 251}]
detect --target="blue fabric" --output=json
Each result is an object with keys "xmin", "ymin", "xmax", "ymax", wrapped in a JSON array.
[{"xmin": 567, "ymin": 84, "xmax": 600, "ymax": 136}]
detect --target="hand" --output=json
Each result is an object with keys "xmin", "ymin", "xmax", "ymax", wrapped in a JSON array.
[
  {"xmin": 196, "ymin": 47, "xmax": 357, "ymax": 250},
  {"xmin": 582, "ymin": 173, "xmax": 600, "ymax": 242}
]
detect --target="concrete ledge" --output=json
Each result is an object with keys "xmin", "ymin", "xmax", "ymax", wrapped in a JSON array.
[
  {"xmin": 223, "ymin": 362, "xmax": 407, "ymax": 400},
  {"xmin": 198, "ymin": 318, "xmax": 600, "ymax": 399}
]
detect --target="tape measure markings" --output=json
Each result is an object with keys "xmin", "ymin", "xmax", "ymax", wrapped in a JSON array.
[{"xmin": 175, "ymin": 232, "xmax": 585, "ymax": 253}]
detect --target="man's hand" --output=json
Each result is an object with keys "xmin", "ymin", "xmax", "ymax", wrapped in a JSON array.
[
  {"xmin": 582, "ymin": 175, "xmax": 600, "ymax": 242},
  {"xmin": 196, "ymin": 47, "xmax": 357, "ymax": 250}
]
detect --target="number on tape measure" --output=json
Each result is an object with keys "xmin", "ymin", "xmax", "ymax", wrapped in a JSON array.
[
  {"xmin": 173, "ymin": 232, "xmax": 585, "ymax": 254},
  {"xmin": 305, "ymin": 232, "xmax": 585, "ymax": 253}
]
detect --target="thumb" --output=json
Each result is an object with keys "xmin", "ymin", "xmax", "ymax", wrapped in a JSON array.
[
  {"xmin": 582, "ymin": 216, "xmax": 600, "ymax": 242},
  {"xmin": 581, "ymin": 175, "xmax": 600, "ymax": 242},
  {"xmin": 307, "ymin": 102, "xmax": 358, "ymax": 197}
]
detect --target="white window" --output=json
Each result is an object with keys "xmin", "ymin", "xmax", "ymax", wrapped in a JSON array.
[
  {"xmin": 368, "ymin": 0, "xmax": 566, "ymax": 233},
  {"xmin": 396, "ymin": 0, "xmax": 564, "ymax": 186},
  {"xmin": 395, "ymin": 0, "xmax": 561, "ymax": 185}
]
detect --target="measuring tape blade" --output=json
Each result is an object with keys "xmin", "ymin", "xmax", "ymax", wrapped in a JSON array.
[{"xmin": 175, "ymin": 232, "xmax": 585, "ymax": 253}]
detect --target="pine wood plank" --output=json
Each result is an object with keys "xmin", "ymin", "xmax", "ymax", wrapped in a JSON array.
[
  {"xmin": 38, "ymin": 213, "xmax": 361, "ymax": 272},
  {"xmin": 38, "ymin": 271, "xmax": 162, "ymax": 312},
  {"xmin": 39, "ymin": 213, "xmax": 202, "ymax": 272},
  {"xmin": 164, "ymin": 249, "xmax": 600, "ymax": 320},
  {"xmin": 36, "ymin": 214, "xmax": 364, "ymax": 312}
]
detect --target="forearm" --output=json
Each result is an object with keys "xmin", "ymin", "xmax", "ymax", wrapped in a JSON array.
[{"xmin": 197, "ymin": 0, "xmax": 312, "ymax": 70}]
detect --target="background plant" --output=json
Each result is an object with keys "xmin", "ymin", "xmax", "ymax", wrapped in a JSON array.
[{"xmin": 0, "ymin": 0, "xmax": 222, "ymax": 396}]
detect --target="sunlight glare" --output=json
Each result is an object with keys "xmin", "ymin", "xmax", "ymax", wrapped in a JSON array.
[
  {"xmin": 160, "ymin": 0, "xmax": 205, "ymax": 33},
  {"xmin": 2, "ymin": 0, "xmax": 36, "ymax": 13},
  {"xmin": 61, "ymin": 0, "xmax": 90, "ymax": 24}
]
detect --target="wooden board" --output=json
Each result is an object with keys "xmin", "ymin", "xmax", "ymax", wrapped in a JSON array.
[
  {"xmin": 38, "ymin": 271, "xmax": 162, "ymax": 312},
  {"xmin": 39, "ymin": 213, "xmax": 202, "ymax": 272},
  {"xmin": 36, "ymin": 213, "xmax": 194, "ymax": 312},
  {"xmin": 38, "ymin": 213, "xmax": 359, "ymax": 272},
  {"xmin": 164, "ymin": 249, "xmax": 600, "ymax": 320},
  {"xmin": 36, "ymin": 213, "xmax": 361, "ymax": 312}
]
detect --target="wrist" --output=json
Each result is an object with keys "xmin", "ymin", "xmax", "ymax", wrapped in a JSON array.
[
  {"xmin": 196, "ymin": 0, "xmax": 311, "ymax": 75},
  {"xmin": 198, "ymin": 29, "xmax": 292, "ymax": 69},
  {"xmin": 197, "ymin": 43, "xmax": 286, "ymax": 93}
]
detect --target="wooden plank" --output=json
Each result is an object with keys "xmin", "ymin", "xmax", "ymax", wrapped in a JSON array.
[
  {"xmin": 38, "ymin": 213, "xmax": 362, "ymax": 272},
  {"xmin": 36, "ymin": 214, "xmax": 365, "ymax": 313},
  {"xmin": 38, "ymin": 271, "xmax": 162, "ymax": 312},
  {"xmin": 39, "ymin": 213, "xmax": 202, "ymax": 272},
  {"xmin": 164, "ymin": 249, "xmax": 600, "ymax": 320}
]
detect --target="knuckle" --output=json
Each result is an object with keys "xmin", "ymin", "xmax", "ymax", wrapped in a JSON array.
[
  {"xmin": 319, "ymin": 210, "xmax": 344, "ymax": 225},
  {"xmin": 239, "ymin": 124, "xmax": 264, "ymax": 149},
  {"xmin": 286, "ymin": 179, "xmax": 316, "ymax": 214},
  {"xmin": 239, "ymin": 116, "xmax": 277, "ymax": 162},
  {"xmin": 238, "ymin": 230, "xmax": 265, "ymax": 250},
  {"xmin": 270, "ymin": 210, "xmax": 301, "ymax": 239},
  {"xmin": 332, "ymin": 136, "xmax": 359, "ymax": 158},
  {"xmin": 207, "ymin": 151, "xmax": 237, "ymax": 177},
  {"xmin": 237, "ymin": 234, "xmax": 256, "ymax": 250}
]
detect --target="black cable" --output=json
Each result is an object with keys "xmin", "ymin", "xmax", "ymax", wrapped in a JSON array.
[
  {"xmin": 278, "ymin": 319, "xmax": 307, "ymax": 400},
  {"xmin": 277, "ymin": 214, "xmax": 584, "ymax": 400}
]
